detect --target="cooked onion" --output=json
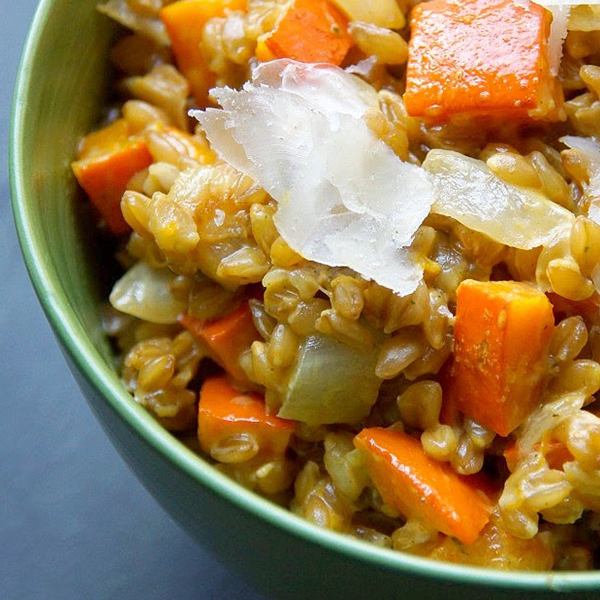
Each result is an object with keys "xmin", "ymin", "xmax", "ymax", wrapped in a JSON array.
[
  {"xmin": 109, "ymin": 262, "xmax": 187, "ymax": 324},
  {"xmin": 424, "ymin": 149, "xmax": 574, "ymax": 249}
]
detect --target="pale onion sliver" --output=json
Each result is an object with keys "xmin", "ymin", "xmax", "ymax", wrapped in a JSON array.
[
  {"xmin": 109, "ymin": 262, "xmax": 188, "ymax": 324},
  {"xmin": 192, "ymin": 61, "xmax": 434, "ymax": 296},
  {"xmin": 423, "ymin": 149, "xmax": 575, "ymax": 250}
]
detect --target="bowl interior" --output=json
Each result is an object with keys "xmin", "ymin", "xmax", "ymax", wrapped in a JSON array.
[{"xmin": 10, "ymin": 0, "xmax": 600, "ymax": 594}]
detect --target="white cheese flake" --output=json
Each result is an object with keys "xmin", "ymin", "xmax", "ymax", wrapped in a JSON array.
[
  {"xmin": 532, "ymin": 0, "xmax": 600, "ymax": 74},
  {"xmin": 191, "ymin": 60, "xmax": 434, "ymax": 296}
]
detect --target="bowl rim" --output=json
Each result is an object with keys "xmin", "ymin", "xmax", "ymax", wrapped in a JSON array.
[{"xmin": 10, "ymin": 0, "xmax": 600, "ymax": 592}]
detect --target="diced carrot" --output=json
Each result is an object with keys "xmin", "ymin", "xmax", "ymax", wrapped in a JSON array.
[
  {"xmin": 258, "ymin": 0, "xmax": 352, "ymax": 65},
  {"xmin": 404, "ymin": 0, "xmax": 562, "ymax": 121},
  {"xmin": 504, "ymin": 439, "xmax": 574, "ymax": 472},
  {"xmin": 548, "ymin": 292, "xmax": 600, "ymax": 324},
  {"xmin": 198, "ymin": 375, "xmax": 294, "ymax": 456},
  {"xmin": 72, "ymin": 119, "xmax": 152, "ymax": 235},
  {"xmin": 160, "ymin": 0, "xmax": 246, "ymax": 107},
  {"xmin": 179, "ymin": 301, "xmax": 260, "ymax": 384},
  {"xmin": 447, "ymin": 280, "xmax": 555, "ymax": 437},
  {"xmin": 354, "ymin": 428, "xmax": 491, "ymax": 544}
]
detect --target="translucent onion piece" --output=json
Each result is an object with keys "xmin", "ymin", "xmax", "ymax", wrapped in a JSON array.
[
  {"xmin": 329, "ymin": 0, "xmax": 405, "ymax": 29},
  {"xmin": 277, "ymin": 334, "xmax": 382, "ymax": 425},
  {"xmin": 424, "ymin": 149, "xmax": 574, "ymax": 249},
  {"xmin": 192, "ymin": 61, "xmax": 434, "ymax": 296},
  {"xmin": 109, "ymin": 262, "xmax": 187, "ymax": 324}
]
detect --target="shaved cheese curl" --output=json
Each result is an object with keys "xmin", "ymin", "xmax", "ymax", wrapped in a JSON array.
[
  {"xmin": 531, "ymin": 0, "xmax": 600, "ymax": 74},
  {"xmin": 191, "ymin": 60, "xmax": 434, "ymax": 296}
]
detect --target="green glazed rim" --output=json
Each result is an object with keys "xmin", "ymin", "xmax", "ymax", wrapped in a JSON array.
[{"xmin": 10, "ymin": 0, "xmax": 600, "ymax": 593}]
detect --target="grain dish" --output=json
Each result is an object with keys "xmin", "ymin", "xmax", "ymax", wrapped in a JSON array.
[{"xmin": 72, "ymin": 0, "xmax": 600, "ymax": 570}]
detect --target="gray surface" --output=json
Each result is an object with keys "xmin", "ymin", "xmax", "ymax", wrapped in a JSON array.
[{"xmin": 1, "ymin": 2, "xmax": 266, "ymax": 599}]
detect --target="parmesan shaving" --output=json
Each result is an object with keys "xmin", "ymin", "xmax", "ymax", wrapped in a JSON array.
[
  {"xmin": 191, "ymin": 61, "xmax": 434, "ymax": 296},
  {"xmin": 546, "ymin": 4, "xmax": 570, "ymax": 75},
  {"xmin": 532, "ymin": 0, "xmax": 600, "ymax": 74},
  {"xmin": 423, "ymin": 149, "xmax": 574, "ymax": 249}
]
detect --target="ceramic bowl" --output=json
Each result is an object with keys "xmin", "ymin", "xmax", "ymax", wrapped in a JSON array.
[{"xmin": 10, "ymin": 0, "xmax": 600, "ymax": 597}]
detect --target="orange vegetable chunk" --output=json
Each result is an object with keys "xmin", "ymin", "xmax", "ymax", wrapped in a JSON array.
[
  {"xmin": 198, "ymin": 375, "xmax": 294, "ymax": 456},
  {"xmin": 449, "ymin": 280, "xmax": 555, "ymax": 437},
  {"xmin": 179, "ymin": 301, "xmax": 260, "ymax": 384},
  {"xmin": 354, "ymin": 428, "xmax": 491, "ymax": 544},
  {"xmin": 423, "ymin": 510, "xmax": 554, "ymax": 570},
  {"xmin": 259, "ymin": 0, "xmax": 352, "ymax": 65},
  {"xmin": 72, "ymin": 119, "xmax": 152, "ymax": 235},
  {"xmin": 160, "ymin": 0, "xmax": 246, "ymax": 107},
  {"xmin": 404, "ymin": 0, "xmax": 561, "ymax": 121}
]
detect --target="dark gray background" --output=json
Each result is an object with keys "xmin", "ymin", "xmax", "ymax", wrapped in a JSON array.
[{"xmin": 1, "ymin": 2, "xmax": 266, "ymax": 598}]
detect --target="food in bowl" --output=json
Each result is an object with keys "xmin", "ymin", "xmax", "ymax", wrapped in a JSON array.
[{"xmin": 71, "ymin": 0, "xmax": 600, "ymax": 571}]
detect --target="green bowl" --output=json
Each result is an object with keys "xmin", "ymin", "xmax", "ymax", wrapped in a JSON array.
[{"xmin": 10, "ymin": 0, "xmax": 600, "ymax": 597}]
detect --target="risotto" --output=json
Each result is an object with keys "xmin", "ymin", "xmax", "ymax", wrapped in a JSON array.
[{"xmin": 72, "ymin": 0, "xmax": 600, "ymax": 570}]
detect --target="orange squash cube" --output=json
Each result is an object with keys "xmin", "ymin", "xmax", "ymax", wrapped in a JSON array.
[
  {"xmin": 404, "ymin": 0, "xmax": 562, "ymax": 121},
  {"xmin": 160, "ymin": 0, "xmax": 246, "ymax": 107},
  {"xmin": 72, "ymin": 119, "xmax": 152, "ymax": 235},
  {"xmin": 198, "ymin": 375, "xmax": 295, "ymax": 457},
  {"xmin": 179, "ymin": 301, "xmax": 261, "ymax": 385},
  {"xmin": 448, "ymin": 280, "xmax": 555, "ymax": 437},
  {"xmin": 259, "ymin": 0, "xmax": 352, "ymax": 65}
]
